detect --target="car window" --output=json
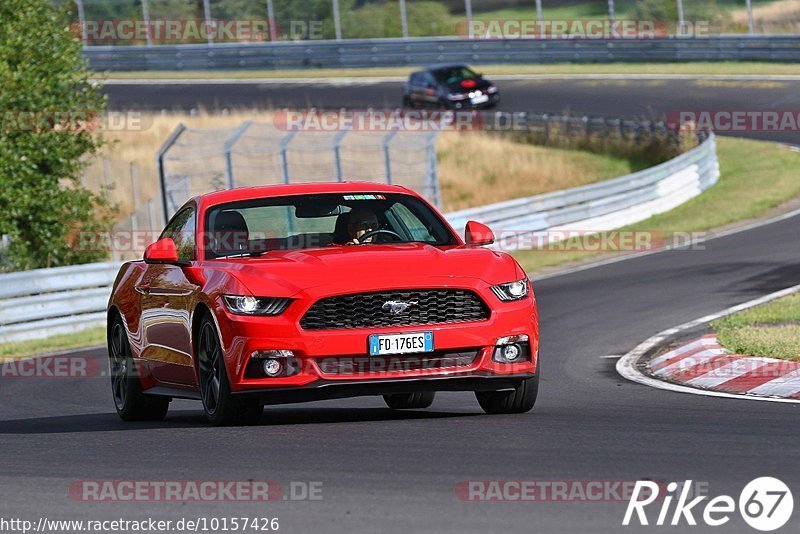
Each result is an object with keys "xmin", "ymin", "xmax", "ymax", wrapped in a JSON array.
[
  {"xmin": 161, "ymin": 207, "xmax": 196, "ymax": 261},
  {"xmin": 388, "ymin": 202, "xmax": 438, "ymax": 242},
  {"xmin": 432, "ymin": 66, "xmax": 479, "ymax": 85},
  {"xmin": 204, "ymin": 193, "xmax": 456, "ymax": 258},
  {"xmin": 410, "ymin": 72, "xmax": 423, "ymax": 85}
]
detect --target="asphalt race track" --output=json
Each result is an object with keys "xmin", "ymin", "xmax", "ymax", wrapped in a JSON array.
[
  {"xmin": 104, "ymin": 76, "xmax": 800, "ymax": 144},
  {"xmin": 0, "ymin": 77, "xmax": 798, "ymax": 533},
  {"xmin": 1, "ymin": 214, "xmax": 799, "ymax": 533}
]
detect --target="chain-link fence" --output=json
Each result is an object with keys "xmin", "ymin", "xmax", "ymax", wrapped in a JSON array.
[
  {"xmin": 81, "ymin": 156, "xmax": 164, "ymax": 261},
  {"xmin": 158, "ymin": 120, "xmax": 441, "ymax": 220},
  {"xmin": 59, "ymin": 0, "xmax": 782, "ymax": 44}
]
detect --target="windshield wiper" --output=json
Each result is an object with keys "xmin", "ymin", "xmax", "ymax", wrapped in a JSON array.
[{"xmin": 217, "ymin": 250, "xmax": 269, "ymax": 259}]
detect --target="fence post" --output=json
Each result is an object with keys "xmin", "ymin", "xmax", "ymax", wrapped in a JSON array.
[
  {"xmin": 382, "ymin": 130, "xmax": 399, "ymax": 184},
  {"xmin": 399, "ymin": 0, "xmax": 409, "ymax": 39},
  {"xmin": 102, "ymin": 158, "xmax": 111, "ymax": 190},
  {"xmin": 333, "ymin": 130, "xmax": 347, "ymax": 181},
  {"xmin": 203, "ymin": 0, "xmax": 214, "ymax": 45},
  {"xmin": 266, "ymin": 0, "xmax": 277, "ymax": 41},
  {"xmin": 130, "ymin": 161, "xmax": 139, "ymax": 208},
  {"xmin": 156, "ymin": 123, "xmax": 187, "ymax": 222},
  {"xmin": 676, "ymin": 0, "xmax": 685, "ymax": 35},
  {"xmin": 75, "ymin": 0, "xmax": 87, "ymax": 44},
  {"xmin": 332, "ymin": 0, "xmax": 342, "ymax": 41},
  {"xmin": 425, "ymin": 131, "xmax": 441, "ymax": 208},
  {"xmin": 224, "ymin": 121, "xmax": 253, "ymax": 189},
  {"xmin": 141, "ymin": 0, "xmax": 153, "ymax": 46},
  {"xmin": 147, "ymin": 198, "xmax": 157, "ymax": 235},
  {"xmin": 279, "ymin": 131, "xmax": 297, "ymax": 184}
]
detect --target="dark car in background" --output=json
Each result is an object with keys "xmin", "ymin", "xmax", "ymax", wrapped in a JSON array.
[{"xmin": 403, "ymin": 64, "xmax": 499, "ymax": 110}]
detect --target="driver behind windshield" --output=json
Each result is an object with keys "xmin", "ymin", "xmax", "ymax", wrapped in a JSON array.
[{"xmin": 346, "ymin": 208, "xmax": 380, "ymax": 245}]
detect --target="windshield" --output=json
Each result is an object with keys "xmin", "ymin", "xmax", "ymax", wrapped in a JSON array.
[
  {"xmin": 432, "ymin": 66, "xmax": 479, "ymax": 85},
  {"xmin": 204, "ymin": 193, "xmax": 457, "ymax": 259}
]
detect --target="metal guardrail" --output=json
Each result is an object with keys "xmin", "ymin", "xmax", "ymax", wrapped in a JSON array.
[
  {"xmin": 0, "ymin": 262, "xmax": 121, "ymax": 344},
  {"xmin": 445, "ymin": 133, "xmax": 719, "ymax": 248},
  {"xmin": 0, "ymin": 134, "xmax": 718, "ymax": 344},
  {"xmin": 83, "ymin": 36, "xmax": 800, "ymax": 71}
]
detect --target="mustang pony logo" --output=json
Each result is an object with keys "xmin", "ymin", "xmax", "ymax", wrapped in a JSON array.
[{"xmin": 382, "ymin": 300, "xmax": 418, "ymax": 315}]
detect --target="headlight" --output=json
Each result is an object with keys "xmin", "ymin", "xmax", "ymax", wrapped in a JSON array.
[
  {"xmin": 487, "ymin": 85, "xmax": 498, "ymax": 94},
  {"xmin": 491, "ymin": 279, "xmax": 529, "ymax": 301},
  {"xmin": 223, "ymin": 295, "xmax": 292, "ymax": 316},
  {"xmin": 447, "ymin": 93, "xmax": 468, "ymax": 100}
]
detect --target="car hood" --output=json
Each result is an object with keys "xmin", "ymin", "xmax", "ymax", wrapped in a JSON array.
[{"xmin": 206, "ymin": 243, "xmax": 519, "ymax": 297}]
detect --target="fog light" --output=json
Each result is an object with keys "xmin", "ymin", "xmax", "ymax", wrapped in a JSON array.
[
  {"xmin": 263, "ymin": 359, "xmax": 282, "ymax": 377},
  {"xmin": 503, "ymin": 344, "xmax": 520, "ymax": 361},
  {"xmin": 493, "ymin": 335, "xmax": 531, "ymax": 364}
]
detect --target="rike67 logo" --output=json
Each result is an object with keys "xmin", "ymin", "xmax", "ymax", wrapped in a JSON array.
[{"xmin": 623, "ymin": 478, "xmax": 794, "ymax": 531}]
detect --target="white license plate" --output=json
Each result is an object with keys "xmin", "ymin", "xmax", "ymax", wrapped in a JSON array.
[
  {"xmin": 470, "ymin": 94, "xmax": 489, "ymax": 105},
  {"xmin": 368, "ymin": 332, "xmax": 434, "ymax": 356}
]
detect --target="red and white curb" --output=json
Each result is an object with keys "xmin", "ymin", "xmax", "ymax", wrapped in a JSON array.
[
  {"xmin": 647, "ymin": 335, "xmax": 800, "ymax": 399},
  {"xmin": 616, "ymin": 283, "xmax": 800, "ymax": 404}
]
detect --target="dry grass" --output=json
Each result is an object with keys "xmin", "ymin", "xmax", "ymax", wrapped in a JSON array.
[
  {"xmin": 730, "ymin": 0, "xmax": 800, "ymax": 32},
  {"xmin": 436, "ymin": 131, "xmax": 639, "ymax": 211},
  {"xmin": 88, "ymin": 111, "xmax": 639, "ymax": 218},
  {"xmin": 90, "ymin": 111, "xmax": 264, "ymax": 220}
]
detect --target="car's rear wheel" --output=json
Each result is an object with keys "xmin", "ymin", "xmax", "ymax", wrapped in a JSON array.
[
  {"xmin": 108, "ymin": 317, "xmax": 170, "ymax": 421},
  {"xmin": 383, "ymin": 391, "xmax": 435, "ymax": 409},
  {"xmin": 475, "ymin": 373, "xmax": 539, "ymax": 414},
  {"xmin": 197, "ymin": 315, "xmax": 263, "ymax": 426}
]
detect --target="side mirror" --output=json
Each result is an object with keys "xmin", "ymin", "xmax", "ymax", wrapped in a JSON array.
[
  {"xmin": 465, "ymin": 221, "xmax": 494, "ymax": 246},
  {"xmin": 144, "ymin": 237, "xmax": 180, "ymax": 264}
]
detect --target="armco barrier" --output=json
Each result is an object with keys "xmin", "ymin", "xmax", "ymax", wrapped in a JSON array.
[
  {"xmin": 83, "ymin": 36, "xmax": 800, "ymax": 71},
  {"xmin": 445, "ymin": 133, "xmax": 719, "ymax": 248},
  {"xmin": 0, "ymin": 134, "xmax": 718, "ymax": 344},
  {"xmin": 0, "ymin": 262, "xmax": 121, "ymax": 344}
]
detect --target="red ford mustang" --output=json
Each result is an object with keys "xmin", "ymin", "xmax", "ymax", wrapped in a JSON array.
[{"xmin": 107, "ymin": 183, "xmax": 539, "ymax": 425}]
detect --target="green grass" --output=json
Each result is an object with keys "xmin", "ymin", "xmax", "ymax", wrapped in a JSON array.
[
  {"xmin": 97, "ymin": 62, "xmax": 800, "ymax": 80},
  {"xmin": 712, "ymin": 294, "xmax": 800, "ymax": 360},
  {"xmin": 513, "ymin": 136, "xmax": 800, "ymax": 272},
  {"xmin": 0, "ymin": 327, "xmax": 106, "ymax": 361}
]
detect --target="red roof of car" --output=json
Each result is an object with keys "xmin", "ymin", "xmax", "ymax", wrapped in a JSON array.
[{"xmin": 196, "ymin": 182, "xmax": 416, "ymax": 209}]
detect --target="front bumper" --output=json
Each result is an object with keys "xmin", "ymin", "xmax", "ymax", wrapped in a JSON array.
[
  {"xmin": 214, "ymin": 283, "xmax": 538, "ymax": 395},
  {"xmin": 233, "ymin": 372, "xmax": 536, "ymax": 405},
  {"xmin": 448, "ymin": 93, "xmax": 500, "ymax": 109}
]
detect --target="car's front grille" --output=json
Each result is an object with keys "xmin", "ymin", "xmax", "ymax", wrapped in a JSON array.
[
  {"xmin": 299, "ymin": 289, "xmax": 490, "ymax": 330},
  {"xmin": 315, "ymin": 349, "xmax": 480, "ymax": 375}
]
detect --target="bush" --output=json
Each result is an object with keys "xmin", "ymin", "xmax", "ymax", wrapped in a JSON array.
[{"xmin": 0, "ymin": 0, "xmax": 113, "ymax": 272}]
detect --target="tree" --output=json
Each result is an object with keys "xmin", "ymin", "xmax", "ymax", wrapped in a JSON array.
[{"xmin": 0, "ymin": 0, "xmax": 113, "ymax": 272}]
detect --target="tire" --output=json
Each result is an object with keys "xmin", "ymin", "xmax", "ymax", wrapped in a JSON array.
[
  {"xmin": 402, "ymin": 95, "xmax": 412, "ymax": 108},
  {"xmin": 108, "ymin": 316, "xmax": 170, "ymax": 421},
  {"xmin": 383, "ymin": 391, "xmax": 435, "ymax": 409},
  {"xmin": 475, "ymin": 373, "xmax": 539, "ymax": 415},
  {"xmin": 197, "ymin": 314, "xmax": 263, "ymax": 426}
]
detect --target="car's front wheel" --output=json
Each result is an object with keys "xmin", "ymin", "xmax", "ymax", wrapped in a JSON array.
[
  {"xmin": 475, "ymin": 373, "xmax": 539, "ymax": 414},
  {"xmin": 383, "ymin": 391, "xmax": 435, "ymax": 409},
  {"xmin": 197, "ymin": 314, "xmax": 263, "ymax": 426},
  {"xmin": 108, "ymin": 316, "xmax": 170, "ymax": 421}
]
